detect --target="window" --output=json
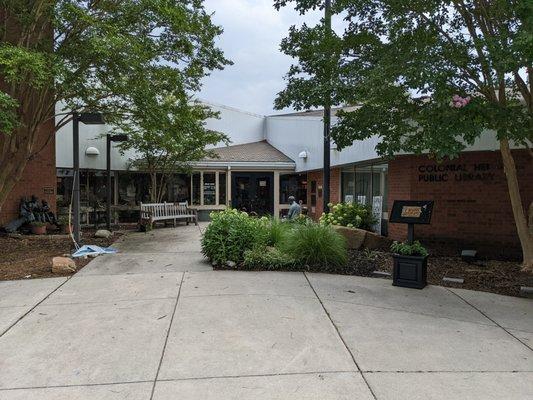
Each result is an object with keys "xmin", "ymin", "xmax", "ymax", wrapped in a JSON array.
[
  {"xmin": 203, "ymin": 172, "xmax": 216, "ymax": 205},
  {"xmin": 280, "ymin": 173, "xmax": 307, "ymax": 204},
  {"xmin": 341, "ymin": 167, "xmax": 355, "ymax": 203},
  {"xmin": 190, "ymin": 171, "xmax": 227, "ymax": 206},
  {"xmin": 355, "ymin": 166, "xmax": 372, "ymax": 205},
  {"xmin": 118, "ymin": 172, "xmax": 150, "ymax": 205},
  {"xmin": 340, "ymin": 162, "xmax": 389, "ymax": 235},
  {"xmin": 166, "ymin": 174, "xmax": 190, "ymax": 203},
  {"xmin": 191, "ymin": 173, "xmax": 201, "ymax": 205}
]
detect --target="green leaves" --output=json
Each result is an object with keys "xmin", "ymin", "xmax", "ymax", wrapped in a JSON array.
[
  {"xmin": 274, "ymin": 1, "xmax": 346, "ymax": 111},
  {"xmin": 326, "ymin": 0, "xmax": 533, "ymax": 159},
  {"xmin": 0, "ymin": 91, "xmax": 19, "ymax": 134},
  {"xmin": 0, "ymin": 44, "xmax": 53, "ymax": 88}
]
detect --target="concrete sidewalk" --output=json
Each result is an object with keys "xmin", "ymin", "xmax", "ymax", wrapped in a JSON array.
[{"xmin": 0, "ymin": 224, "xmax": 531, "ymax": 399}]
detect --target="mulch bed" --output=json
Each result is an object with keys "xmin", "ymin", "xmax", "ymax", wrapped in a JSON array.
[
  {"xmin": 351, "ymin": 249, "xmax": 533, "ymax": 298},
  {"xmin": 0, "ymin": 228, "xmax": 125, "ymax": 281},
  {"xmin": 213, "ymin": 249, "xmax": 532, "ymax": 298}
]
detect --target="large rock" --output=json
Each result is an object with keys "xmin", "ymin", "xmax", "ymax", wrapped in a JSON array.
[
  {"xmin": 363, "ymin": 230, "xmax": 393, "ymax": 250},
  {"xmin": 333, "ymin": 226, "xmax": 367, "ymax": 249},
  {"xmin": 52, "ymin": 256, "xmax": 76, "ymax": 273},
  {"xmin": 95, "ymin": 229, "xmax": 112, "ymax": 239}
]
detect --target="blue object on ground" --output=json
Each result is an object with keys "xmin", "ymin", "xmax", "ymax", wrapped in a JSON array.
[{"xmin": 72, "ymin": 245, "xmax": 118, "ymax": 258}]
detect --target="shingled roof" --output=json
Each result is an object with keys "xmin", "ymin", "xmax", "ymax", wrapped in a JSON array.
[{"xmin": 204, "ymin": 140, "xmax": 294, "ymax": 163}]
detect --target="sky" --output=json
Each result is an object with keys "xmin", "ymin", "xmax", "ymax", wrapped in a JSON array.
[{"xmin": 200, "ymin": 0, "xmax": 323, "ymax": 116}]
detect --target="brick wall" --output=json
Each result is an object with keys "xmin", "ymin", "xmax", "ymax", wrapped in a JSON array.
[
  {"xmin": 306, "ymin": 167, "xmax": 340, "ymax": 219},
  {"xmin": 387, "ymin": 150, "xmax": 533, "ymax": 259},
  {"xmin": 0, "ymin": 119, "xmax": 56, "ymax": 225}
]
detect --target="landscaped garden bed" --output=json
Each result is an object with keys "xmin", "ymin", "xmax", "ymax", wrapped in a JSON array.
[
  {"xmin": 0, "ymin": 228, "xmax": 124, "ymax": 281},
  {"xmin": 202, "ymin": 206, "xmax": 532, "ymax": 298},
  {"xmin": 366, "ymin": 250, "xmax": 533, "ymax": 297}
]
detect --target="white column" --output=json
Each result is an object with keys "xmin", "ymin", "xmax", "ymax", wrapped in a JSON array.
[
  {"xmin": 227, "ymin": 167, "xmax": 232, "ymax": 207},
  {"xmin": 215, "ymin": 171, "xmax": 219, "ymax": 206},
  {"xmin": 273, "ymin": 171, "xmax": 280, "ymax": 218},
  {"xmin": 200, "ymin": 171, "xmax": 204, "ymax": 206}
]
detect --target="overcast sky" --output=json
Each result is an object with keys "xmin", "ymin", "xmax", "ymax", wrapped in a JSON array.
[{"xmin": 200, "ymin": 0, "xmax": 323, "ymax": 116}]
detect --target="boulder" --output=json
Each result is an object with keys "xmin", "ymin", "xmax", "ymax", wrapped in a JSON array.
[
  {"xmin": 333, "ymin": 226, "xmax": 367, "ymax": 250},
  {"xmin": 363, "ymin": 231, "xmax": 393, "ymax": 250},
  {"xmin": 95, "ymin": 229, "xmax": 112, "ymax": 239},
  {"xmin": 52, "ymin": 256, "xmax": 76, "ymax": 273}
]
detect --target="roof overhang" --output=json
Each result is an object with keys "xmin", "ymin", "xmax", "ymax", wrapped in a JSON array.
[{"xmin": 192, "ymin": 161, "xmax": 296, "ymax": 170}]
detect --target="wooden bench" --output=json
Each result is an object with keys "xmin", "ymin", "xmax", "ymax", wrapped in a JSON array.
[{"xmin": 140, "ymin": 202, "xmax": 198, "ymax": 227}]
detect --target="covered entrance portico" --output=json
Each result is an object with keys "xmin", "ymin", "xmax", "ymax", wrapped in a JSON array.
[
  {"xmin": 194, "ymin": 140, "xmax": 297, "ymax": 219},
  {"xmin": 232, "ymin": 172, "xmax": 274, "ymax": 215}
]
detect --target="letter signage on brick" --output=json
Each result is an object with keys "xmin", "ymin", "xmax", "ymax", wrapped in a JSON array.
[{"xmin": 417, "ymin": 163, "xmax": 497, "ymax": 183}]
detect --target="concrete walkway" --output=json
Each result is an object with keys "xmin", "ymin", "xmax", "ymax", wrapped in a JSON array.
[{"xmin": 0, "ymin": 224, "xmax": 532, "ymax": 399}]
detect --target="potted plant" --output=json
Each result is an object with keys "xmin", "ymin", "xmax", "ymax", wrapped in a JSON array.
[
  {"xmin": 390, "ymin": 240, "xmax": 429, "ymax": 289},
  {"xmin": 58, "ymin": 216, "xmax": 71, "ymax": 235},
  {"xmin": 30, "ymin": 221, "xmax": 47, "ymax": 235}
]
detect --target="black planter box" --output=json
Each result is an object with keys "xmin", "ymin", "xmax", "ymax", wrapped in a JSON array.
[{"xmin": 392, "ymin": 254, "xmax": 428, "ymax": 289}]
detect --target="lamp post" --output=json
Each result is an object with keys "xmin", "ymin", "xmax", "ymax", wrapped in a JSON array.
[
  {"xmin": 72, "ymin": 112, "xmax": 105, "ymax": 243},
  {"xmin": 322, "ymin": 0, "xmax": 332, "ymax": 214},
  {"xmin": 106, "ymin": 134, "xmax": 128, "ymax": 230}
]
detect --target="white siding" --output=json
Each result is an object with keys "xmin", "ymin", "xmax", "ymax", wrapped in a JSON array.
[{"xmin": 56, "ymin": 102, "xmax": 511, "ymax": 172}]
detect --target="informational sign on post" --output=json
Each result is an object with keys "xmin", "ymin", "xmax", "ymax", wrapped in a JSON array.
[{"xmin": 389, "ymin": 200, "xmax": 434, "ymax": 225}]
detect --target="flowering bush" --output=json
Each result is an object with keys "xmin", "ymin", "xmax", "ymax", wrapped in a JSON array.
[
  {"xmin": 201, "ymin": 209, "xmax": 268, "ymax": 265},
  {"xmin": 319, "ymin": 202, "xmax": 376, "ymax": 231}
]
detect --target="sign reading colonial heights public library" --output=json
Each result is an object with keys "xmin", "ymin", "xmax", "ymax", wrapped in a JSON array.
[{"xmin": 418, "ymin": 162, "xmax": 497, "ymax": 183}]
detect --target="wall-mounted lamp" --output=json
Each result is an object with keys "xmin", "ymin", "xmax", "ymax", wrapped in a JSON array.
[
  {"xmin": 298, "ymin": 150, "xmax": 308, "ymax": 159},
  {"xmin": 85, "ymin": 146, "xmax": 100, "ymax": 156}
]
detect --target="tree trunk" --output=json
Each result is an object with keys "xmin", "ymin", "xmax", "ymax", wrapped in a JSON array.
[
  {"xmin": 500, "ymin": 139, "xmax": 533, "ymax": 271},
  {"xmin": 149, "ymin": 172, "xmax": 158, "ymax": 203},
  {"xmin": 0, "ymin": 129, "xmax": 32, "ymax": 213}
]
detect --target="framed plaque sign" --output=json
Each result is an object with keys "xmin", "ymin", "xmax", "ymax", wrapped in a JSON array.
[{"xmin": 389, "ymin": 200, "xmax": 434, "ymax": 225}]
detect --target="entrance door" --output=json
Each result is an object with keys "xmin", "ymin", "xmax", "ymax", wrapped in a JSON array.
[{"xmin": 232, "ymin": 172, "xmax": 273, "ymax": 216}]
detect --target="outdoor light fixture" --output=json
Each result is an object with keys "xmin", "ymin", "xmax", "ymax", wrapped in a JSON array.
[
  {"xmin": 106, "ymin": 133, "xmax": 128, "ymax": 230},
  {"xmin": 85, "ymin": 146, "xmax": 100, "ymax": 156},
  {"xmin": 72, "ymin": 112, "xmax": 106, "ymax": 243},
  {"xmin": 298, "ymin": 150, "xmax": 308, "ymax": 159}
]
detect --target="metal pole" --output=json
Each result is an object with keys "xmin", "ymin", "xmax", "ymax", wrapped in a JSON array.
[
  {"xmin": 106, "ymin": 134, "xmax": 112, "ymax": 230},
  {"xmin": 407, "ymin": 223, "xmax": 414, "ymax": 244},
  {"xmin": 323, "ymin": 0, "xmax": 332, "ymax": 213},
  {"xmin": 72, "ymin": 113, "xmax": 80, "ymax": 243}
]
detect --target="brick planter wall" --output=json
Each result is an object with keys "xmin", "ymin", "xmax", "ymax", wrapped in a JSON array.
[
  {"xmin": 387, "ymin": 150, "xmax": 532, "ymax": 259},
  {"xmin": 0, "ymin": 119, "xmax": 56, "ymax": 225}
]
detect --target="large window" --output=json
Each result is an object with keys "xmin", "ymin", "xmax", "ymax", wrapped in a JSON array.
[
  {"xmin": 190, "ymin": 171, "xmax": 227, "ymax": 206},
  {"xmin": 203, "ymin": 172, "xmax": 216, "ymax": 205},
  {"xmin": 341, "ymin": 162, "xmax": 389, "ymax": 234},
  {"xmin": 165, "ymin": 174, "xmax": 190, "ymax": 203},
  {"xmin": 191, "ymin": 173, "xmax": 201, "ymax": 205},
  {"xmin": 280, "ymin": 173, "xmax": 307, "ymax": 204},
  {"xmin": 118, "ymin": 172, "xmax": 149, "ymax": 205}
]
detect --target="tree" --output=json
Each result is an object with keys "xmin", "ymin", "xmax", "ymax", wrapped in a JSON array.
[
  {"xmin": 273, "ymin": 0, "xmax": 347, "ymax": 212},
  {"xmin": 330, "ymin": 0, "xmax": 533, "ymax": 270},
  {"xmin": 0, "ymin": 0, "xmax": 230, "ymax": 210},
  {"xmin": 115, "ymin": 94, "xmax": 227, "ymax": 203}
]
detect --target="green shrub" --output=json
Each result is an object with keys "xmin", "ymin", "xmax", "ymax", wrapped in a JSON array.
[
  {"xmin": 390, "ymin": 240, "xmax": 429, "ymax": 257},
  {"xmin": 319, "ymin": 202, "xmax": 376, "ymax": 230},
  {"xmin": 282, "ymin": 222, "xmax": 348, "ymax": 267},
  {"xmin": 201, "ymin": 209, "xmax": 268, "ymax": 264},
  {"xmin": 243, "ymin": 246, "xmax": 298, "ymax": 270},
  {"xmin": 265, "ymin": 217, "xmax": 293, "ymax": 247}
]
